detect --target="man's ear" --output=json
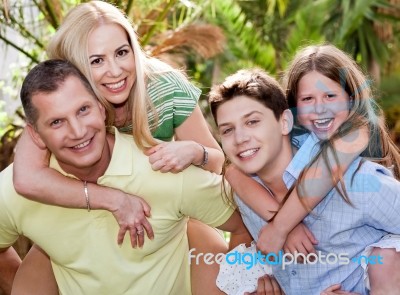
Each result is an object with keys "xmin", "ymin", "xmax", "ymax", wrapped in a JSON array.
[
  {"xmin": 280, "ymin": 109, "xmax": 294, "ymax": 136},
  {"xmin": 26, "ymin": 124, "xmax": 47, "ymax": 150}
]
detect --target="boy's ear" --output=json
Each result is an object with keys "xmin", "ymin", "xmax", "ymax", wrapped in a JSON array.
[
  {"xmin": 280, "ymin": 109, "xmax": 294, "ymax": 136},
  {"xmin": 26, "ymin": 124, "xmax": 47, "ymax": 150}
]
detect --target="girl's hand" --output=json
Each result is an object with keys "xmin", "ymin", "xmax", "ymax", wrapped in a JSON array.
[
  {"xmin": 110, "ymin": 191, "xmax": 154, "ymax": 248},
  {"xmin": 257, "ymin": 222, "xmax": 288, "ymax": 255},
  {"xmin": 321, "ymin": 284, "xmax": 361, "ymax": 295},
  {"xmin": 145, "ymin": 141, "xmax": 202, "ymax": 173},
  {"xmin": 283, "ymin": 223, "xmax": 318, "ymax": 261}
]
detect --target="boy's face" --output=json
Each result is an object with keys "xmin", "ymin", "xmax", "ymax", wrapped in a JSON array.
[
  {"xmin": 28, "ymin": 75, "xmax": 107, "ymax": 173},
  {"xmin": 216, "ymin": 95, "xmax": 291, "ymax": 176}
]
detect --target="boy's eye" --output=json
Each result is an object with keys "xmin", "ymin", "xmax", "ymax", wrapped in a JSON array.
[
  {"xmin": 300, "ymin": 96, "xmax": 312, "ymax": 102},
  {"xmin": 221, "ymin": 127, "xmax": 233, "ymax": 135},
  {"xmin": 247, "ymin": 119, "xmax": 259, "ymax": 126}
]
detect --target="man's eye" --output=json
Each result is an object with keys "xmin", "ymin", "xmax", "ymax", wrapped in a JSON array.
[
  {"xmin": 80, "ymin": 106, "xmax": 89, "ymax": 113},
  {"xmin": 50, "ymin": 119, "xmax": 61, "ymax": 126}
]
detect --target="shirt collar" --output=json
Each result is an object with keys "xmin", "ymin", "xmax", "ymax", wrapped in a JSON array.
[
  {"xmin": 283, "ymin": 133, "xmax": 321, "ymax": 188},
  {"xmin": 49, "ymin": 127, "xmax": 133, "ymax": 180}
]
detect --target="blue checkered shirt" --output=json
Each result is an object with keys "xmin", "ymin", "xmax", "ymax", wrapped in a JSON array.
[{"xmin": 234, "ymin": 133, "xmax": 400, "ymax": 294}]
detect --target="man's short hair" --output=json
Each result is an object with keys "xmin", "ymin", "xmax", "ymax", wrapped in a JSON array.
[{"xmin": 20, "ymin": 59, "xmax": 96, "ymax": 125}]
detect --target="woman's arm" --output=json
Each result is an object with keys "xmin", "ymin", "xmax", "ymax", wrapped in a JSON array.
[
  {"xmin": 13, "ymin": 129, "xmax": 153, "ymax": 247},
  {"xmin": 257, "ymin": 127, "xmax": 369, "ymax": 254},
  {"xmin": 146, "ymin": 106, "xmax": 225, "ymax": 174}
]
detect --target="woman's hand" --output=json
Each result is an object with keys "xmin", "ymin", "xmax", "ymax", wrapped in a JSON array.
[
  {"xmin": 110, "ymin": 191, "xmax": 154, "ymax": 248},
  {"xmin": 145, "ymin": 141, "xmax": 202, "ymax": 173}
]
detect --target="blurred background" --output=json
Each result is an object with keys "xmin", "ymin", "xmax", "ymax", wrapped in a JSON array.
[{"xmin": 0, "ymin": 0, "xmax": 399, "ymax": 263}]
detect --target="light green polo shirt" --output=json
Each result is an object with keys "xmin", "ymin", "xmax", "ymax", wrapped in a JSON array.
[{"xmin": 0, "ymin": 129, "xmax": 233, "ymax": 294}]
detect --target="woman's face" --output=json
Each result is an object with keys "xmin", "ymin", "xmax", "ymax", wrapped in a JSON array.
[
  {"xmin": 87, "ymin": 23, "xmax": 136, "ymax": 107},
  {"xmin": 296, "ymin": 71, "xmax": 350, "ymax": 140}
]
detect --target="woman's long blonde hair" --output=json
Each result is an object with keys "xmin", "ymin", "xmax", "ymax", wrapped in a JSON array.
[
  {"xmin": 282, "ymin": 44, "xmax": 400, "ymax": 203},
  {"xmin": 47, "ymin": 1, "xmax": 173, "ymax": 148}
]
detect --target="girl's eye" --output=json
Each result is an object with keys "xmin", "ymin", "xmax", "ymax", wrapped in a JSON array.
[
  {"xmin": 300, "ymin": 96, "xmax": 312, "ymax": 102},
  {"xmin": 90, "ymin": 58, "xmax": 103, "ymax": 65},
  {"xmin": 326, "ymin": 93, "xmax": 337, "ymax": 99}
]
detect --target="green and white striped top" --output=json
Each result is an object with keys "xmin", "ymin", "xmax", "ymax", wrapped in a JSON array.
[{"xmin": 120, "ymin": 70, "xmax": 201, "ymax": 142}]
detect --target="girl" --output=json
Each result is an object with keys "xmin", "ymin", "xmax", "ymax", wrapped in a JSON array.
[{"xmin": 12, "ymin": 1, "xmax": 226, "ymax": 294}]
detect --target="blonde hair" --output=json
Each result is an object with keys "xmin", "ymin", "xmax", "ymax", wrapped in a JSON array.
[
  {"xmin": 47, "ymin": 1, "xmax": 172, "ymax": 148},
  {"xmin": 282, "ymin": 44, "xmax": 400, "ymax": 202}
]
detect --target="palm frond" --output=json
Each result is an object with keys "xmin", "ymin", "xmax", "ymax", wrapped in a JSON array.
[{"xmin": 150, "ymin": 24, "xmax": 225, "ymax": 59}]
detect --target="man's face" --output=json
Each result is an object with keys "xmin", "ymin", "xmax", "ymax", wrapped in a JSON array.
[
  {"xmin": 29, "ymin": 76, "xmax": 107, "ymax": 173},
  {"xmin": 216, "ymin": 95, "xmax": 289, "ymax": 176}
]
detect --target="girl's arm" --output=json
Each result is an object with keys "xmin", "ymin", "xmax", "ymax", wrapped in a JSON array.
[
  {"xmin": 146, "ymin": 106, "xmax": 225, "ymax": 174},
  {"xmin": 225, "ymin": 165, "xmax": 279, "ymax": 220},
  {"xmin": 227, "ymin": 165, "xmax": 318, "ymax": 256},
  {"xmin": 256, "ymin": 127, "xmax": 369, "ymax": 254},
  {"xmin": 13, "ymin": 129, "xmax": 154, "ymax": 247}
]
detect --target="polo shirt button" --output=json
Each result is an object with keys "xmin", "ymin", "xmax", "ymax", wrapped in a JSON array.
[{"xmin": 291, "ymin": 270, "xmax": 297, "ymax": 276}]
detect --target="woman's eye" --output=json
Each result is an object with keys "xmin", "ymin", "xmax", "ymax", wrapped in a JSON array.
[
  {"xmin": 117, "ymin": 49, "xmax": 129, "ymax": 57},
  {"xmin": 90, "ymin": 58, "xmax": 102, "ymax": 65}
]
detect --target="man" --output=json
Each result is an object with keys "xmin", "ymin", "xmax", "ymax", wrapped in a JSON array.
[
  {"xmin": 209, "ymin": 68, "xmax": 400, "ymax": 294},
  {"xmin": 0, "ymin": 60, "xmax": 251, "ymax": 295}
]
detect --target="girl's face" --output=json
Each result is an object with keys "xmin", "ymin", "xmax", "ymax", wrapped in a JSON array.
[
  {"xmin": 296, "ymin": 71, "xmax": 350, "ymax": 139},
  {"xmin": 87, "ymin": 23, "xmax": 136, "ymax": 107},
  {"xmin": 217, "ymin": 95, "xmax": 290, "ymax": 177}
]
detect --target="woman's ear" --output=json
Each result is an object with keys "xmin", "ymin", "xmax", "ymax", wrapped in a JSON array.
[
  {"xmin": 280, "ymin": 109, "xmax": 294, "ymax": 136},
  {"xmin": 26, "ymin": 124, "xmax": 47, "ymax": 150}
]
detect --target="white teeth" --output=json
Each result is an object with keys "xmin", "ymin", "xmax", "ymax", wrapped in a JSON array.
[
  {"xmin": 239, "ymin": 148, "xmax": 258, "ymax": 158},
  {"xmin": 105, "ymin": 79, "xmax": 125, "ymax": 89},
  {"xmin": 313, "ymin": 119, "xmax": 333, "ymax": 129},
  {"xmin": 73, "ymin": 140, "xmax": 90, "ymax": 149},
  {"xmin": 314, "ymin": 118, "xmax": 331, "ymax": 124}
]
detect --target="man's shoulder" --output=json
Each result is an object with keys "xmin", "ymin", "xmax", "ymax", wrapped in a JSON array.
[{"xmin": 0, "ymin": 164, "xmax": 15, "ymax": 192}]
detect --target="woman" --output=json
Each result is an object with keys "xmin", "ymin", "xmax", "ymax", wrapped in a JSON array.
[{"xmin": 12, "ymin": 1, "xmax": 227, "ymax": 294}]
